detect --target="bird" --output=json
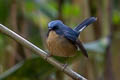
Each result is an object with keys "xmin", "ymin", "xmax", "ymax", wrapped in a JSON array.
[{"xmin": 46, "ymin": 17, "xmax": 97, "ymax": 58}]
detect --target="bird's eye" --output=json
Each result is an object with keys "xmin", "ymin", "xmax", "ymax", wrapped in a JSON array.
[{"xmin": 53, "ymin": 26, "xmax": 58, "ymax": 30}]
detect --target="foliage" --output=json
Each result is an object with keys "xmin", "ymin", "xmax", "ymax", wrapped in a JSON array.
[{"xmin": 0, "ymin": 0, "xmax": 120, "ymax": 80}]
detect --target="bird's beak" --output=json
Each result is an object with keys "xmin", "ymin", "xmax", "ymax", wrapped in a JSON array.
[{"xmin": 48, "ymin": 27, "xmax": 52, "ymax": 30}]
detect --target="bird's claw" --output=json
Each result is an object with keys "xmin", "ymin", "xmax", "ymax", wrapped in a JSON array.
[
  {"xmin": 45, "ymin": 54, "xmax": 51, "ymax": 60},
  {"xmin": 62, "ymin": 63, "xmax": 68, "ymax": 71}
]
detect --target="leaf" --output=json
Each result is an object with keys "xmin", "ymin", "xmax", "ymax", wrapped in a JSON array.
[
  {"xmin": 0, "ymin": 0, "xmax": 11, "ymax": 24},
  {"xmin": 113, "ymin": 10, "xmax": 120, "ymax": 25},
  {"xmin": 24, "ymin": 0, "xmax": 58, "ymax": 19}
]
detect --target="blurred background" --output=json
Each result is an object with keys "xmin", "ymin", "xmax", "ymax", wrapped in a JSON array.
[{"xmin": 0, "ymin": 0, "xmax": 120, "ymax": 80}]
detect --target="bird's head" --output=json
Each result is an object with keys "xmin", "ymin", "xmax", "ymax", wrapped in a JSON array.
[{"xmin": 48, "ymin": 20, "xmax": 63, "ymax": 30}]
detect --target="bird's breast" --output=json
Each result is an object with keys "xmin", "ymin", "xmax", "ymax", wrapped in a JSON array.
[{"xmin": 46, "ymin": 31, "xmax": 77, "ymax": 57}]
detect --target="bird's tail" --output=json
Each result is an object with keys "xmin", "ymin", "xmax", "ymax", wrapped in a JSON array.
[
  {"xmin": 76, "ymin": 39, "xmax": 88, "ymax": 57},
  {"xmin": 73, "ymin": 17, "xmax": 97, "ymax": 32}
]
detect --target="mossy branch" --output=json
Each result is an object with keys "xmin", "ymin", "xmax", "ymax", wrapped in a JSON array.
[{"xmin": 0, "ymin": 24, "xmax": 87, "ymax": 80}]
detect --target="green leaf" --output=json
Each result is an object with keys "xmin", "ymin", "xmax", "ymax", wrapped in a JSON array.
[
  {"xmin": 0, "ymin": 0, "xmax": 11, "ymax": 24},
  {"xmin": 113, "ymin": 10, "xmax": 120, "ymax": 25},
  {"xmin": 62, "ymin": 3, "xmax": 81, "ymax": 18}
]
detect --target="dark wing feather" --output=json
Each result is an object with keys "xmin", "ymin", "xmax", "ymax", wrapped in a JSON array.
[
  {"xmin": 62, "ymin": 29, "xmax": 88, "ymax": 57},
  {"xmin": 63, "ymin": 29, "xmax": 78, "ymax": 42},
  {"xmin": 55, "ymin": 25, "xmax": 88, "ymax": 57},
  {"xmin": 76, "ymin": 39, "xmax": 88, "ymax": 57},
  {"xmin": 74, "ymin": 17, "xmax": 97, "ymax": 32}
]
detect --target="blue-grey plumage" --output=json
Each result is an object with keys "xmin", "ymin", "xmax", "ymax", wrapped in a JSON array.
[
  {"xmin": 46, "ymin": 17, "xmax": 97, "ymax": 57},
  {"xmin": 74, "ymin": 17, "xmax": 97, "ymax": 33}
]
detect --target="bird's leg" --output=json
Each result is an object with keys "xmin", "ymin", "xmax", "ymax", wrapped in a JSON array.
[
  {"xmin": 62, "ymin": 57, "xmax": 69, "ymax": 71},
  {"xmin": 45, "ymin": 53, "xmax": 52, "ymax": 60},
  {"xmin": 62, "ymin": 64, "xmax": 68, "ymax": 71}
]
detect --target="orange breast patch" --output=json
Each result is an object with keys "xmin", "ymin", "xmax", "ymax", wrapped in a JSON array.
[{"xmin": 46, "ymin": 31, "xmax": 77, "ymax": 57}]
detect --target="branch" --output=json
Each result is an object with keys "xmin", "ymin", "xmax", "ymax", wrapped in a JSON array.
[{"xmin": 0, "ymin": 24, "xmax": 87, "ymax": 80}]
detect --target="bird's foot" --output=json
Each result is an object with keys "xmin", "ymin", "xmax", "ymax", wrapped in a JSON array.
[
  {"xmin": 45, "ymin": 53, "xmax": 51, "ymax": 60},
  {"xmin": 62, "ymin": 63, "xmax": 68, "ymax": 71}
]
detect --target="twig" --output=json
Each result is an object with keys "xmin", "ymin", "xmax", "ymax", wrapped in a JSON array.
[
  {"xmin": 0, "ymin": 24, "xmax": 87, "ymax": 80},
  {"xmin": 0, "ymin": 61, "xmax": 24, "ymax": 79}
]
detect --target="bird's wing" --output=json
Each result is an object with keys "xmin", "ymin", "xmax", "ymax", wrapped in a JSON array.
[
  {"xmin": 64, "ymin": 31, "xmax": 88, "ymax": 57},
  {"xmin": 73, "ymin": 17, "xmax": 97, "ymax": 32},
  {"xmin": 60, "ymin": 26, "xmax": 88, "ymax": 57},
  {"xmin": 76, "ymin": 39, "xmax": 88, "ymax": 57},
  {"xmin": 63, "ymin": 29, "xmax": 78, "ymax": 42}
]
